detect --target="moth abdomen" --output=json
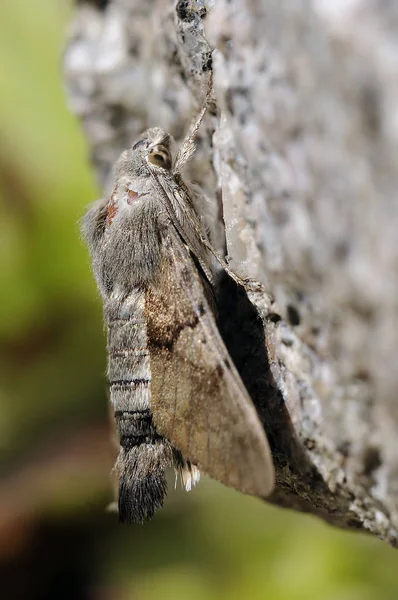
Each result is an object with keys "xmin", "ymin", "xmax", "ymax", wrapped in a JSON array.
[
  {"xmin": 116, "ymin": 443, "xmax": 169, "ymax": 524},
  {"xmin": 115, "ymin": 411, "xmax": 172, "ymax": 523},
  {"xmin": 116, "ymin": 409, "xmax": 162, "ymax": 449},
  {"xmin": 107, "ymin": 296, "xmax": 182, "ymax": 523}
]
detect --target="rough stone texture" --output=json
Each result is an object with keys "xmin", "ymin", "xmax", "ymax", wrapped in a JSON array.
[{"xmin": 65, "ymin": 0, "xmax": 398, "ymax": 546}]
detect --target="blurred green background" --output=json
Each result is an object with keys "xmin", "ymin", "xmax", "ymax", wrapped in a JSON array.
[{"xmin": 0, "ymin": 1, "xmax": 397, "ymax": 599}]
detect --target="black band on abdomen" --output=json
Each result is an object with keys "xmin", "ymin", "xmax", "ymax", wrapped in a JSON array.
[{"xmin": 116, "ymin": 410, "xmax": 161, "ymax": 450}]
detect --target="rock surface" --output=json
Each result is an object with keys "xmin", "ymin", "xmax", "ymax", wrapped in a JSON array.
[{"xmin": 65, "ymin": 0, "xmax": 398, "ymax": 546}]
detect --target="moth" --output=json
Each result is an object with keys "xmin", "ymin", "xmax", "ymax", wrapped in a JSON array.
[{"xmin": 81, "ymin": 94, "xmax": 274, "ymax": 523}]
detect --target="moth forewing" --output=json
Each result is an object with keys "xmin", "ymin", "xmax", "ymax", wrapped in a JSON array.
[{"xmin": 145, "ymin": 228, "xmax": 274, "ymax": 498}]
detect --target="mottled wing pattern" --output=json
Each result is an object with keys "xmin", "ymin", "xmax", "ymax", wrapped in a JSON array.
[{"xmin": 145, "ymin": 229, "xmax": 274, "ymax": 498}]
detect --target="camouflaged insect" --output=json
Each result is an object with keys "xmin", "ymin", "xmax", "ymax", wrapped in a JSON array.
[{"xmin": 81, "ymin": 97, "xmax": 274, "ymax": 523}]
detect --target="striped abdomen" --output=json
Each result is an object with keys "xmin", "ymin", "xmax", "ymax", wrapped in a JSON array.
[{"xmin": 105, "ymin": 289, "xmax": 176, "ymax": 523}]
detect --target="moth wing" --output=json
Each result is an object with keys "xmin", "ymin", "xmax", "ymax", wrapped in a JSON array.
[{"xmin": 145, "ymin": 231, "xmax": 274, "ymax": 497}]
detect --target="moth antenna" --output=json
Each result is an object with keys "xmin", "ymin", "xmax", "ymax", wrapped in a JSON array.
[
  {"xmin": 173, "ymin": 72, "xmax": 213, "ymax": 174},
  {"xmin": 169, "ymin": 73, "xmax": 248, "ymax": 286}
]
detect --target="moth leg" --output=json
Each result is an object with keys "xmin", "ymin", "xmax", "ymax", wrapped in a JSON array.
[{"xmin": 177, "ymin": 460, "xmax": 201, "ymax": 492}]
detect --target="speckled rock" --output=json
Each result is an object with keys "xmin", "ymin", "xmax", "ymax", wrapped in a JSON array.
[{"xmin": 65, "ymin": 0, "xmax": 398, "ymax": 546}]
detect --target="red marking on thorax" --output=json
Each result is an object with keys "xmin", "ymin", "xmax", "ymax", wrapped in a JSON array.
[
  {"xmin": 106, "ymin": 190, "xmax": 118, "ymax": 226},
  {"xmin": 106, "ymin": 186, "xmax": 148, "ymax": 225},
  {"xmin": 127, "ymin": 189, "xmax": 139, "ymax": 204}
]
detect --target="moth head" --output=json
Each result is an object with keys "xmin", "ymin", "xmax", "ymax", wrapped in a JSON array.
[
  {"xmin": 144, "ymin": 127, "xmax": 173, "ymax": 171},
  {"xmin": 147, "ymin": 144, "xmax": 172, "ymax": 170}
]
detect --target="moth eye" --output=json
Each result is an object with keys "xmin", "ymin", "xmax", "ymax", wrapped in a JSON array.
[
  {"xmin": 148, "ymin": 145, "xmax": 172, "ymax": 170},
  {"xmin": 132, "ymin": 139, "xmax": 147, "ymax": 151}
]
